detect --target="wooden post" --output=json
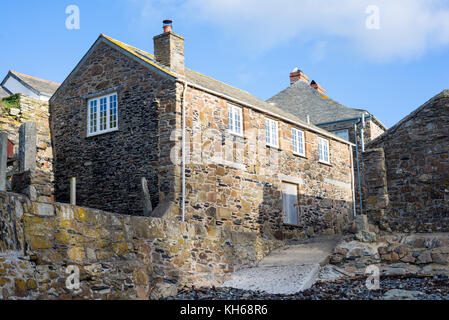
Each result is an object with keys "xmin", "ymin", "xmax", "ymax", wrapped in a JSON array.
[{"xmin": 70, "ymin": 177, "xmax": 76, "ymax": 205}]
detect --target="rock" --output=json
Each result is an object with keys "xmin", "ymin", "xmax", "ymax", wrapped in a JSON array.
[
  {"xmin": 330, "ymin": 254, "xmax": 345, "ymax": 265},
  {"xmin": 413, "ymin": 238, "xmax": 426, "ymax": 248},
  {"xmin": 348, "ymin": 248, "xmax": 364, "ymax": 258},
  {"xmin": 355, "ymin": 230, "xmax": 377, "ymax": 243},
  {"xmin": 9, "ymin": 108, "xmax": 20, "ymax": 116},
  {"xmin": 431, "ymin": 253, "xmax": 449, "ymax": 265},
  {"xmin": 401, "ymin": 255, "xmax": 416, "ymax": 264},
  {"xmin": 395, "ymin": 245, "xmax": 411, "ymax": 258},
  {"xmin": 334, "ymin": 247, "xmax": 349, "ymax": 256},
  {"xmin": 417, "ymin": 252, "xmax": 432, "ymax": 264},
  {"xmin": 390, "ymin": 252, "xmax": 400, "ymax": 262},
  {"xmin": 383, "ymin": 289, "xmax": 425, "ymax": 300}
]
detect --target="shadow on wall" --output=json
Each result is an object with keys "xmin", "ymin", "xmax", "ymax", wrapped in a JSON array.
[
  {"xmin": 0, "ymin": 190, "xmax": 282, "ymax": 299},
  {"xmin": 258, "ymin": 182, "xmax": 353, "ymax": 241}
]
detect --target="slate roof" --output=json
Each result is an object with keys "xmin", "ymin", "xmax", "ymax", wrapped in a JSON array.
[
  {"xmin": 3, "ymin": 71, "xmax": 60, "ymax": 97},
  {"xmin": 0, "ymin": 85, "xmax": 11, "ymax": 99},
  {"xmin": 267, "ymin": 79, "xmax": 368, "ymax": 125},
  {"xmin": 99, "ymin": 35, "xmax": 353, "ymax": 144}
]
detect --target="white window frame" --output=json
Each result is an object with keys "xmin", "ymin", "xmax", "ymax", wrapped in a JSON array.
[
  {"xmin": 265, "ymin": 118, "xmax": 279, "ymax": 148},
  {"xmin": 332, "ymin": 129, "xmax": 349, "ymax": 141},
  {"xmin": 87, "ymin": 92, "xmax": 118, "ymax": 137},
  {"xmin": 292, "ymin": 128, "xmax": 305, "ymax": 157},
  {"xmin": 318, "ymin": 137, "xmax": 330, "ymax": 164},
  {"xmin": 228, "ymin": 104, "xmax": 243, "ymax": 136}
]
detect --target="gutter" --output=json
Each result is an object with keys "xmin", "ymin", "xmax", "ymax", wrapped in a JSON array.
[{"xmin": 317, "ymin": 115, "xmax": 372, "ymax": 127}]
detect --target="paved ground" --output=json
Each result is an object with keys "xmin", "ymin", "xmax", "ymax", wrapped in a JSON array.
[{"xmin": 221, "ymin": 236, "xmax": 341, "ymax": 294}]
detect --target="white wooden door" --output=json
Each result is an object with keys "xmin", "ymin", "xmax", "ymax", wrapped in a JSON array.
[{"xmin": 282, "ymin": 183, "xmax": 299, "ymax": 225}]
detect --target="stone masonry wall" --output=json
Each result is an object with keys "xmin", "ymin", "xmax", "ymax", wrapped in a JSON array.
[
  {"xmin": 51, "ymin": 39, "xmax": 354, "ymax": 239},
  {"xmin": 50, "ymin": 41, "xmax": 178, "ymax": 216},
  {"xmin": 361, "ymin": 148, "xmax": 389, "ymax": 224},
  {"xmin": 363, "ymin": 91, "xmax": 449, "ymax": 232},
  {"xmin": 182, "ymin": 85, "xmax": 355, "ymax": 239},
  {"xmin": 318, "ymin": 118, "xmax": 385, "ymax": 217},
  {"xmin": 0, "ymin": 94, "xmax": 53, "ymax": 188},
  {"xmin": 0, "ymin": 191, "xmax": 281, "ymax": 299}
]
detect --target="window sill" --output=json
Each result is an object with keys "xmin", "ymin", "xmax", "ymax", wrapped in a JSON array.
[
  {"xmin": 86, "ymin": 128, "xmax": 119, "ymax": 138},
  {"xmin": 228, "ymin": 131, "xmax": 245, "ymax": 139},
  {"xmin": 266, "ymin": 143, "xmax": 280, "ymax": 150},
  {"xmin": 283, "ymin": 223, "xmax": 300, "ymax": 227},
  {"xmin": 293, "ymin": 152, "xmax": 307, "ymax": 159},
  {"xmin": 318, "ymin": 160, "xmax": 332, "ymax": 166}
]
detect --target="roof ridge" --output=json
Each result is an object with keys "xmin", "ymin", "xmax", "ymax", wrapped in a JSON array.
[
  {"xmin": 102, "ymin": 34, "xmax": 256, "ymax": 100},
  {"xmin": 10, "ymin": 70, "xmax": 60, "ymax": 85}
]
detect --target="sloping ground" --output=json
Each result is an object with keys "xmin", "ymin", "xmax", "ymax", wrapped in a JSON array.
[
  {"xmin": 221, "ymin": 236, "xmax": 341, "ymax": 294},
  {"xmin": 169, "ymin": 275, "xmax": 449, "ymax": 300}
]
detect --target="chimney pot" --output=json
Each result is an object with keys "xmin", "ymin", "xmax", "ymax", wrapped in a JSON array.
[
  {"xmin": 290, "ymin": 68, "xmax": 309, "ymax": 85},
  {"xmin": 310, "ymin": 80, "xmax": 325, "ymax": 95},
  {"xmin": 163, "ymin": 19, "xmax": 173, "ymax": 33}
]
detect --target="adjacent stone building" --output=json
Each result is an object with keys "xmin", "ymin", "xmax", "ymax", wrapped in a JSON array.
[
  {"xmin": 268, "ymin": 69, "xmax": 387, "ymax": 215},
  {"xmin": 0, "ymin": 71, "xmax": 60, "ymax": 102},
  {"xmin": 0, "ymin": 93, "xmax": 54, "ymax": 189},
  {"xmin": 50, "ymin": 23, "xmax": 356, "ymax": 240},
  {"xmin": 268, "ymin": 69, "xmax": 386, "ymax": 146},
  {"xmin": 362, "ymin": 90, "xmax": 449, "ymax": 232}
]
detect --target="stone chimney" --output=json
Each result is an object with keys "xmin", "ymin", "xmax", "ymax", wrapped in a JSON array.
[
  {"xmin": 310, "ymin": 80, "xmax": 325, "ymax": 95},
  {"xmin": 290, "ymin": 68, "xmax": 309, "ymax": 85},
  {"xmin": 153, "ymin": 20, "xmax": 185, "ymax": 76}
]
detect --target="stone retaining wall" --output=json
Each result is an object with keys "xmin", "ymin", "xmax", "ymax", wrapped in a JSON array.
[{"xmin": 0, "ymin": 191, "xmax": 281, "ymax": 299}]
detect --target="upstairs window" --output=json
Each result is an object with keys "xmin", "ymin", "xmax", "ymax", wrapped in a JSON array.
[
  {"xmin": 228, "ymin": 104, "xmax": 243, "ymax": 136},
  {"xmin": 332, "ymin": 129, "xmax": 349, "ymax": 141},
  {"xmin": 87, "ymin": 92, "xmax": 118, "ymax": 136},
  {"xmin": 292, "ymin": 128, "xmax": 305, "ymax": 157},
  {"xmin": 265, "ymin": 118, "xmax": 279, "ymax": 148},
  {"xmin": 318, "ymin": 137, "xmax": 330, "ymax": 164}
]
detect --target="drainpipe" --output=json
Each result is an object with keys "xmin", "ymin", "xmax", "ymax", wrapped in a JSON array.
[
  {"xmin": 354, "ymin": 122, "xmax": 363, "ymax": 216},
  {"xmin": 361, "ymin": 113, "xmax": 366, "ymax": 152},
  {"xmin": 180, "ymin": 80, "xmax": 188, "ymax": 222},
  {"xmin": 350, "ymin": 145, "xmax": 356, "ymax": 218}
]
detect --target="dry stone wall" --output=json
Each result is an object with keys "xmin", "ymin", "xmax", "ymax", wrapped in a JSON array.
[
  {"xmin": 362, "ymin": 91, "xmax": 449, "ymax": 232},
  {"xmin": 0, "ymin": 191, "xmax": 281, "ymax": 299}
]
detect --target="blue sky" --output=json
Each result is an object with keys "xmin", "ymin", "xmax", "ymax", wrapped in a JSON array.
[{"xmin": 1, "ymin": 0, "xmax": 449, "ymax": 128}]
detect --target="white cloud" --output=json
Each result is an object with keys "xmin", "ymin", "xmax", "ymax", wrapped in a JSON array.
[{"xmin": 127, "ymin": 0, "xmax": 449, "ymax": 62}]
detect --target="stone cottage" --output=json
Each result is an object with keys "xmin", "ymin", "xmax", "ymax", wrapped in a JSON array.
[
  {"xmin": 50, "ymin": 21, "xmax": 356, "ymax": 239},
  {"xmin": 268, "ymin": 68, "xmax": 387, "ymax": 215},
  {"xmin": 362, "ymin": 90, "xmax": 449, "ymax": 233}
]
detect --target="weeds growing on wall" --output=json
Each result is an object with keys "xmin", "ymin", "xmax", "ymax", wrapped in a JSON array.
[{"xmin": 0, "ymin": 94, "xmax": 21, "ymax": 111}]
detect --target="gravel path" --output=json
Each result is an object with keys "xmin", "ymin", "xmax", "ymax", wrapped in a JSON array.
[{"xmin": 167, "ymin": 275, "xmax": 449, "ymax": 300}]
